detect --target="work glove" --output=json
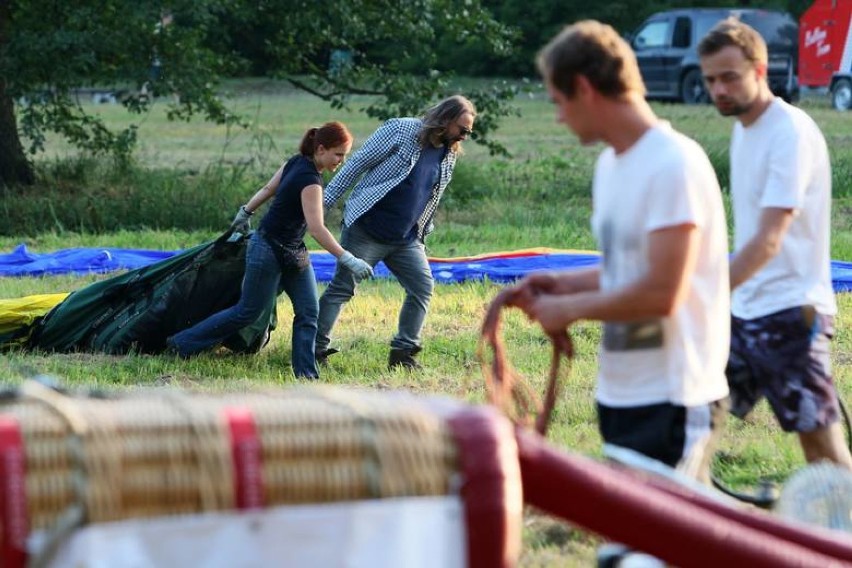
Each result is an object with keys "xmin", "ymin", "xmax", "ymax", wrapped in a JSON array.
[
  {"xmin": 339, "ymin": 250, "xmax": 373, "ymax": 281},
  {"xmin": 230, "ymin": 205, "xmax": 253, "ymax": 235}
]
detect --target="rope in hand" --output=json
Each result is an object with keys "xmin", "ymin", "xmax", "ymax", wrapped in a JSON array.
[{"xmin": 478, "ymin": 285, "xmax": 574, "ymax": 437}]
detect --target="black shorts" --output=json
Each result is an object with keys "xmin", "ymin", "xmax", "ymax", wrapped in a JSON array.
[
  {"xmin": 727, "ymin": 306, "xmax": 840, "ymax": 433},
  {"xmin": 597, "ymin": 399, "xmax": 728, "ymax": 481}
]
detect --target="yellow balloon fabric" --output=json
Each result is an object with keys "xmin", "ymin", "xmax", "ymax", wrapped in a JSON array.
[{"xmin": 0, "ymin": 293, "xmax": 69, "ymax": 334}]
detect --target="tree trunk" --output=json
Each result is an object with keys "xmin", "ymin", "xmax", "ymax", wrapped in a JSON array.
[
  {"xmin": 0, "ymin": 0, "xmax": 35, "ymax": 188},
  {"xmin": 0, "ymin": 80, "xmax": 35, "ymax": 188}
]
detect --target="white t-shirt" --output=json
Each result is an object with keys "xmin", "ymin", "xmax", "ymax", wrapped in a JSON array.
[
  {"xmin": 591, "ymin": 122, "xmax": 730, "ymax": 407},
  {"xmin": 730, "ymin": 98, "xmax": 837, "ymax": 319}
]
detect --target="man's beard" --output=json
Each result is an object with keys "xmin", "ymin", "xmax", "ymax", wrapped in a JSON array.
[{"xmin": 714, "ymin": 97, "xmax": 752, "ymax": 117}]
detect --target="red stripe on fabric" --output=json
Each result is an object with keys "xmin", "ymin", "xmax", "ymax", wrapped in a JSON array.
[
  {"xmin": 427, "ymin": 248, "xmax": 600, "ymax": 263},
  {"xmin": 0, "ymin": 416, "xmax": 28, "ymax": 568},
  {"xmin": 224, "ymin": 408, "xmax": 264, "ymax": 510}
]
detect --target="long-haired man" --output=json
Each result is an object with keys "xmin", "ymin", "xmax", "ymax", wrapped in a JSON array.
[{"xmin": 317, "ymin": 95, "xmax": 476, "ymax": 370}]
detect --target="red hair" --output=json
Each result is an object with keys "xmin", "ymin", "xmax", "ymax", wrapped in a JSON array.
[{"xmin": 299, "ymin": 121, "xmax": 353, "ymax": 156}]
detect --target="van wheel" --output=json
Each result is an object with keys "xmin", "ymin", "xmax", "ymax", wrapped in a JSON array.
[
  {"xmin": 832, "ymin": 78, "xmax": 852, "ymax": 111},
  {"xmin": 680, "ymin": 69, "xmax": 708, "ymax": 104}
]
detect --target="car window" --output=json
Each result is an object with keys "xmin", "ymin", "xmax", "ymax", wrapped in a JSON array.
[
  {"xmin": 695, "ymin": 16, "xmax": 721, "ymax": 44},
  {"xmin": 633, "ymin": 20, "xmax": 670, "ymax": 50},
  {"xmin": 672, "ymin": 17, "xmax": 692, "ymax": 48},
  {"xmin": 740, "ymin": 11, "xmax": 797, "ymax": 48}
]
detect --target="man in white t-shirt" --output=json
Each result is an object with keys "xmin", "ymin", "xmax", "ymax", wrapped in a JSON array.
[
  {"xmin": 515, "ymin": 20, "xmax": 731, "ymax": 486},
  {"xmin": 699, "ymin": 18, "xmax": 851, "ymax": 469}
]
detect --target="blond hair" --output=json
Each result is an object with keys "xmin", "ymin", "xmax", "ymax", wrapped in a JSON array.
[{"xmin": 537, "ymin": 20, "xmax": 645, "ymax": 99}]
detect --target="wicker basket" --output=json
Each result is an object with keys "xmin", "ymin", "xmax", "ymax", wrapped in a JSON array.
[{"xmin": 1, "ymin": 381, "xmax": 458, "ymax": 533}]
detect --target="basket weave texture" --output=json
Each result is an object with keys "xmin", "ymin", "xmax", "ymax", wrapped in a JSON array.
[{"xmin": 2, "ymin": 384, "xmax": 459, "ymax": 530}]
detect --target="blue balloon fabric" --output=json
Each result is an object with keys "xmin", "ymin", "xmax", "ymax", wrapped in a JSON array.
[
  {"xmin": 0, "ymin": 244, "xmax": 174, "ymax": 277},
  {"xmin": 1, "ymin": 242, "xmax": 850, "ymax": 292}
]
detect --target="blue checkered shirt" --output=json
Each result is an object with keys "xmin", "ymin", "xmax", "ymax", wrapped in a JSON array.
[{"xmin": 323, "ymin": 117, "xmax": 458, "ymax": 241}]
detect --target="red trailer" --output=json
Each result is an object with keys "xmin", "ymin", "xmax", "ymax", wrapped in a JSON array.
[{"xmin": 800, "ymin": 0, "xmax": 852, "ymax": 109}]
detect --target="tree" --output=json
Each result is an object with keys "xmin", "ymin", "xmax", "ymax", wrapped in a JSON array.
[
  {"xmin": 0, "ymin": 1, "xmax": 520, "ymax": 188},
  {"xmin": 0, "ymin": 1, "xmax": 34, "ymax": 186},
  {"xmin": 462, "ymin": 0, "xmax": 814, "ymax": 78}
]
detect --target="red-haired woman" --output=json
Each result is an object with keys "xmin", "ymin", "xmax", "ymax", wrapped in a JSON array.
[{"xmin": 167, "ymin": 122, "xmax": 372, "ymax": 378}]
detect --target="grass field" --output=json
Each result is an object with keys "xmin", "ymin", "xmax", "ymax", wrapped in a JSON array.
[{"xmin": 2, "ymin": 84, "xmax": 852, "ymax": 565}]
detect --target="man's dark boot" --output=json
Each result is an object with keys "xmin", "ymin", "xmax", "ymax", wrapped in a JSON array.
[
  {"xmin": 388, "ymin": 346, "xmax": 422, "ymax": 370},
  {"xmin": 315, "ymin": 347, "xmax": 339, "ymax": 366}
]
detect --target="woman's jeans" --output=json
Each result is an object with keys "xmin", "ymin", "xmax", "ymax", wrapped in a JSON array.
[
  {"xmin": 171, "ymin": 232, "xmax": 320, "ymax": 378},
  {"xmin": 316, "ymin": 222, "xmax": 433, "ymax": 352}
]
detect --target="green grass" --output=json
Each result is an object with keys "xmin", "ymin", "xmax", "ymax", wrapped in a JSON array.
[{"xmin": 3, "ymin": 84, "xmax": 852, "ymax": 566}]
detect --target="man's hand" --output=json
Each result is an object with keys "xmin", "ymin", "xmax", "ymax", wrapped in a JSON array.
[
  {"xmin": 230, "ymin": 205, "xmax": 253, "ymax": 235},
  {"xmin": 339, "ymin": 250, "xmax": 373, "ymax": 281},
  {"xmin": 523, "ymin": 293, "xmax": 580, "ymax": 336},
  {"xmin": 508, "ymin": 271, "xmax": 567, "ymax": 313}
]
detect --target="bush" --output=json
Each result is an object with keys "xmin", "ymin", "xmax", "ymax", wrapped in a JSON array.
[{"xmin": 1, "ymin": 158, "xmax": 253, "ymax": 237}]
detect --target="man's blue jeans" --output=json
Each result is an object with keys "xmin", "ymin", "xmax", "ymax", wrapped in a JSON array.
[
  {"xmin": 171, "ymin": 232, "xmax": 319, "ymax": 378},
  {"xmin": 316, "ymin": 222, "xmax": 433, "ymax": 352}
]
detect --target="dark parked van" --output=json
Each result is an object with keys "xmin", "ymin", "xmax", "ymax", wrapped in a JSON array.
[{"xmin": 628, "ymin": 8, "xmax": 799, "ymax": 104}]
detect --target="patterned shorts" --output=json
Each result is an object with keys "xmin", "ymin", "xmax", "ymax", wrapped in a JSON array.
[{"xmin": 727, "ymin": 306, "xmax": 840, "ymax": 432}]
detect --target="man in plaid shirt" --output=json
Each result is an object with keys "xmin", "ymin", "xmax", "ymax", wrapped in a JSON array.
[{"xmin": 317, "ymin": 95, "xmax": 477, "ymax": 370}]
